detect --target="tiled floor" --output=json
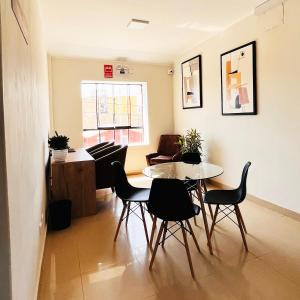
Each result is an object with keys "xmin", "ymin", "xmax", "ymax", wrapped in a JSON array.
[{"xmin": 38, "ymin": 176, "xmax": 300, "ymax": 300}]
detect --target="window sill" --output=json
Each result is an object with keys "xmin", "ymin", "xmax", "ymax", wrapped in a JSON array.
[{"xmin": 127, "ymin": 143, "xmax": 149, "ymax": 148}]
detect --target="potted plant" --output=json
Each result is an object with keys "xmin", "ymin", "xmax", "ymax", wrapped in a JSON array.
[
  {"xmin": 177, "ymin": 129, "xmax": 203, "ymax": 164},
  {"xmin": 48, "ymin": 131, "xmax": 70, "ymax": 162}
]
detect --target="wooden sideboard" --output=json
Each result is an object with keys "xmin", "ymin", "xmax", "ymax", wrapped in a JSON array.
[{"xmin": 51, "ymin": 148, "xmax": 97, "ymax": 218}]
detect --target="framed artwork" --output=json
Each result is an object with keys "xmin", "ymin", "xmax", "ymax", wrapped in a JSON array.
[
  {"xmin": 181, "ymin": 55, "xmax": 202, "ymax": 109},
  {"xmin": 11, "ymin": 0, "xmax": 29, "ymax": 44},
  {"xmin": 221, "ymin": 41, "xmax": 257, "ymax": 115}
]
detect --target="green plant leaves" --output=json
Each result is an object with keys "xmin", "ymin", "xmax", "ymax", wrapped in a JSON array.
[
  {"xmin": 177, "ymin": 128, "xmax": 203, "ymax": 154},
  {"xmin": 48, "ymin": 132, "xmax": 70, "ymax": 150}
]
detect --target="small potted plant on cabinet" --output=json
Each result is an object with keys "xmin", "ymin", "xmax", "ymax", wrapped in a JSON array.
[
  {"xmin": 177, "ymin": 129, "xmax": 203, "ymax": 164},
  {"xmin": 48, "ymin": 131, "xmax": 70, "ymax": 162}
]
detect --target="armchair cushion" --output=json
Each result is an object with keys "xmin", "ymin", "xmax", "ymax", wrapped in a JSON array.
[
  {"xmin": 145, "ymin": 152, "xmax": 159, "ymax": 166},
  {"xmin": 150, "ymin": 155, "xmax": 173, "ymax": 165}
]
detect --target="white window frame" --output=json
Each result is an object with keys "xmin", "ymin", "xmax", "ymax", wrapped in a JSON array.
[{"xmin": 81, "ymin": 81, "xmax": 149, "ymax": 146}]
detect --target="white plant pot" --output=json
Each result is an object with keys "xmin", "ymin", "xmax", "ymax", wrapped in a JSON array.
[{"xmin": 52, "ymin": 149, "xmax": 68, "ymax": 162}]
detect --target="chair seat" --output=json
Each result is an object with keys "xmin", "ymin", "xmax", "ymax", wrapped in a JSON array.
[
  {"xmin": 150, "ymin": 155, "xmax": 173, "ymax": 165},
  {"xmin": 123, "ymin": 188, "xmax": 150, "ymax": 202},
  {"xmin": 204, "ymin": 189, "xmax": 240, "ymax": 205}
]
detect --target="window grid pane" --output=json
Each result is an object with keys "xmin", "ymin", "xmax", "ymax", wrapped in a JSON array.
[{"xmin": 82, "ymin": 82, "xmax": 145, "ymax": 147}]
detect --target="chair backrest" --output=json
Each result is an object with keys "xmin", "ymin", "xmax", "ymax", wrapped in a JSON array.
[
  {"xmin": 86, "ymin": 141, "xmax": 109, "ymax": 153},
  {"xmin": 157, "ymin": 135, "xmax": 181, "ymax": 156},
  {"xmin": 181, "ymin": 152, "xmax": 201, "ymax": 164},
  {"xmin": 92, "ymin": 144, "xmax": 121, "ymax": 159},
  {"xmin": 148, "ymin": 178, "xmax": 196, "ymax": 221},
  {"xmin": 111, "ymin": 161, "xmax": 133, "ymax": 200},
  {"xmin": 236, "ymin": 162, "xmax": 251, "ymax": 203},
  {"xmin": 90, "ymin": 141, "xmax": 115, "ymax": 156},
  {"xmin": 95, "ymin": 145, "xmax": 128, "ymax": 189}
]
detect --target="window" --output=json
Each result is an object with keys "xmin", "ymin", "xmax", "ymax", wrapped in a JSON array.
[{"xmin": 81, "ymin": 82, "xmax": 148, "ymax": 147}]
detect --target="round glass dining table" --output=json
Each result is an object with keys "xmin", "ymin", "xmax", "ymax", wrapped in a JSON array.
[
  {"xmin": 143, "ymin": 161, "xmax": 224, "ymax": 255},
  {"xmin": 143, "ymin": 161, "xmax": 223, "ymax": 181}
]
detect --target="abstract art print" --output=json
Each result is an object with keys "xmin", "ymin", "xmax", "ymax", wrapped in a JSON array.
[
  {"xmin": 181, "ymin": 55, "xmax": 202, "ymax": 109},
  {"xmin": 221, "ymin": 41, "xmax": 257, "ymax": 115}
]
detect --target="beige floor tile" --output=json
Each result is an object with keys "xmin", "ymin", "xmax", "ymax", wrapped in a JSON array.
[
  {"xmin": 82, "ymin": 261, "xmax": 156, "ymax": 300},
  {"xmin": 38, "ymin": 277, "xmax": 84, "ymax": 300},
  {"xmin": 38, "ymin": 175, "xmax": 300, "ymax": 300}
]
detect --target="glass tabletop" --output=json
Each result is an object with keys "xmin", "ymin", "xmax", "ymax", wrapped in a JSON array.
[{"xmin": 143, "ymin": 161, "xmax": 223, "ymax": 181}]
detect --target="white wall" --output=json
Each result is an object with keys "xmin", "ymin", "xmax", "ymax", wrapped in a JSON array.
[
  {"xmin": 173, "ymin": 0, "xmax": 300, "ymax": 213},
  {"xmin": 49, "ymin": 57, "xmax": 174, "ymax": 172},
  {"xmin": 0, "ymin": 0, "xmax": 49, "ymax": 299}
]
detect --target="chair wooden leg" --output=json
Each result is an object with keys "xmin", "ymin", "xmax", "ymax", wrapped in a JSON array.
[
  {"xmin": 162, "ymin": 221, "xmax": 168, "ymax": 248},
  {"xmin": 114, "ymin": 203, "xmax": 127, "ymax": 241},
  {"xmin": 151, "ymin": 214, "xmax": 156, "ymax": 230},
  {"xmin": 209, "ymin": 204, "xmax": 219, "ymax": 238},
  {"xmin": 149, "ymin": 213, "xmax": 154, "ymax": 222},
  {"xmin": 125, "ymin": 202, "xmax": 131, "ymax": 226},
  {"xmin": 150, "ymin": 216, "xmax": 157, "ymax": 249},
  {"xmin": 236, "ymin": 205, "xmax": 247, "ymax": 233},
  {"xmin": 186, "ymin": 220, "xmax": 201, "ymax": 252},
  {"xmin": 193, "ymin": 215, "xmax": 198, "ymax": 226},
  {"xmin": 234, "ymin": 205, "xmax": 248, "ymax": 251},
  {"xmin": 149, "ymin": 221, "xmax": 165, "ymax": 270},
  {"xmin": 201, "ymin": 180, "xmax": 213, "ymax": 219},
  {"xmin": 140, "ymin": 203, "xmax": 150, "ymax": 244},
  {"xmin": 180, "ymin": 221, "xmax": 195, "ymax": 278},
  {"xmin": 208, "ymin": 204, "xmax": 214, "ymax": 219},
  {"xmin": 196, "ymin": 180, "xmax": 213, "ymax": 255}
]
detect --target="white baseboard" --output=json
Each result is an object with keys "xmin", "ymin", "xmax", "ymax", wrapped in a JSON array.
[{"xmin": 34, "ymin": 224, "xmax": 47, "ymax": 300}]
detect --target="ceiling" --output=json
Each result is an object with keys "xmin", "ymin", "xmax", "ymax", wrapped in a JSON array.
[{"xmin": 40, "ymin": 0, "xmax": 263, "ymax": 64}]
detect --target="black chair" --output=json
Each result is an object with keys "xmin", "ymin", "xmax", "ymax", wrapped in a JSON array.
[
  {"xmin": 181, "ymin": 153, "xmax": 214, "ymax": 219},
  {"xmin": 86, "ymin": 141, "xmax": 109, "ymax": 154},
  {"xmin": 92, "ymin": 144, "xmax": 121, "ymax": 160},
  {"xmin": 111, "ymin": 161, "xmax": 151, "ymax": 244},
  {"xmin": 148, "ymin": 178, "xmax": 201, "ymax": 277},
  {"xmin": 204, "ymin": 162, "xmax": 251, "ymax": 251},
  {"xmin": 89, "ymin": 141, "xmax": 114, "ymax": 157},
  {"xmin": 95, "ymin": 145, "xmax": 127, "ymax": 192}
]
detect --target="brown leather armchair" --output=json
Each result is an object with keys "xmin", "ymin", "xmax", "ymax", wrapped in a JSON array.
[
  {"xmin": 146, "ymin": 134, "xmax": 181, "ymax": 166},
  {"xmin": 95, "ymin": 145, "xmax": 128, "ymax": 191}
]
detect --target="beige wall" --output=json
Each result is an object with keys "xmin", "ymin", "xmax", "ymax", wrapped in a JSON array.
[
  {"xmin": 49, "ymin": 57, "xmax": 174, "ymax": 172},
  {"xmin": 173, "ymin": 0, "xmax": 300, "ymax": 213},
  {"xmin": 1, "ymin": 0, "xmax": 49, "ymax": 299}
]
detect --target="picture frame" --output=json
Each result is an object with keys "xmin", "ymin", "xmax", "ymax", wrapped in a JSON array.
[
  {"xmin": 220, "ymin": 41, "xmax": 257, "ymax": 115},
  {"xmin": 11, "ymin": 0, "xmax": 29, "ymax": 44},
  {"xmin": 181, "ymin": 55, "xmax": 202, "ymax": 109}
]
